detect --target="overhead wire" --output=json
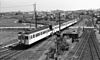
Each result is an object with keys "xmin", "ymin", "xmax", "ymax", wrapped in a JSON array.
[{"xmin": 1, "ymin": 4, "xmax": 33, "ymax": 8}]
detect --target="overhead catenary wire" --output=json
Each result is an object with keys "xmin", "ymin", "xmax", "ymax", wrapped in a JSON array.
[
  {"xmin": 1, "ymin": 4, "xmax": 35, "ymax": 12},
  {"xmin": 1, "ymin": 4, "xmax": 33, "ymax": 8}
]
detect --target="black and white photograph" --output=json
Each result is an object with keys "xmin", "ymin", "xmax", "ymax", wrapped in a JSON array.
[{"xmin": 0, "ymin": 0, "xmax": 100, "ymax": 60}]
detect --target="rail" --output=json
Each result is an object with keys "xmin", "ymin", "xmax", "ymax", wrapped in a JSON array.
[{"xmin": 71, "ymin": 29, "xmax": 90, "ymax": 60}]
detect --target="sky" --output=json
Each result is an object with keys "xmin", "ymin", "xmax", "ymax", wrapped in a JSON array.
[{"xmin": 0, "ymin": 0, "xmax": 100, "ymax": 12}]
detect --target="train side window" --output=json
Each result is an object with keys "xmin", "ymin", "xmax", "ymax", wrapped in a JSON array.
[
  {"xmin": 33, "ymin": 35, "xmax": 34, "ymax": 38},
  {"xmin": 42, "ymin": 29, "xmax": 49, "ymax": 34},
  {"xmin": 33, "ymin": 34, "xmax": 35, "ymax": 38},
  {"xmin": 31, "ymin": 35, "xmax": 33, "ymax": 39},
  {"xmin": 41, "ymin": 32, "xmax": 43, "ymax": 35},
  {"xmin": 36, "ymin": 33, "xmax": 40, "ymax": 37},
  {"xmin": 43, "ymin": 31, "xmax": 46, "ymax": 34}
]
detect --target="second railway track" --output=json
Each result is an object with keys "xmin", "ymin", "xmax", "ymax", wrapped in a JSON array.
[
  {"xmin": 88, "ymin": 30, "xmax": 100, "ymax": 60},
  {"xmin": 73, "ymin": 29, "xmax": 100, "ymax": 60},
  {"xmin": 71, "ymin": 29, "xmax": 90, "ymax": 60}
]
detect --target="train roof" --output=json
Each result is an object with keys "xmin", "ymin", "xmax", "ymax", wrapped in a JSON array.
[
  {"xmin": 23, "ymin": 20, "xmax": 69, "ymax": 34},
  {"xmin": 24, "ymin": 25, "xmax": 49, "ymax": 34}
]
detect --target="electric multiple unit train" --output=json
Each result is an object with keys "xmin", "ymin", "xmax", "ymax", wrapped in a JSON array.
[{"xmin": 18, "ymin": 19, "xmax": 78, "ymax": 45}]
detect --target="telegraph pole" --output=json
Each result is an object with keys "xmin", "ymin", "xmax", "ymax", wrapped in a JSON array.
[
  {"xmin": 55, "ymin": 12, "xmax": 61, "ymax": 60},
  {"xmin": 58, "ymin": 12, "xmax": 61, "ymax": 33},
  {"xmin": 0, "ymin": 0, "xmax": 1, "ymax": 13},
  {"xmin": 0, "ymin": 0, "xmax": 1, "ymax": 16},
  {"xmin": 45, "ymin": 12, "xmax": 63, "ymax": 60},
  {"xmin": 33, "ymin": 3, "xmax": 37, "ymax": 29}
]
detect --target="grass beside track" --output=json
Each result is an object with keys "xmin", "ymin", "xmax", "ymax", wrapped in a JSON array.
[{"xmin": 0, "ymin": 31, "xmax": 17, "ymax": 44}]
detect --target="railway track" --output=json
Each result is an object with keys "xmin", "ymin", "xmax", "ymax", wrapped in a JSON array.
[
  {"xmin": 70, "ymin": 29, "xmax": 90, "ymax": 60},
  {"xmin": 0, "ymin": 41, "xmax": 45, "ymax": 60},
  {"xmin": 74, "ymin": 29, "xmax": 100, "ymax": 60},
  {"xmin": 75, "ymin": 30, "xmax": 92, "ymax": 60},
  {"xmin": 0, "ymin": 50, "xmax": 23, "ymax": 60},
  {"xmin": 0, "ymin": 39, "xmax": 21, "ymax": 60},
  {"xmin": 64, "ymin": 28, "xmax": 88, "ymax": 60},
  {"xmin": 0, "ymin": 43, "xmax": 25, "ymax": 60},
  {"xmin": 0, "ymin": 42, "xmax": 35, "ymax": 60},
  {"xmin": 88, "ymin": 30, "xmax": 100, "ymax": 60},
  {"xmin": 0, "ymin": 47, "xmax": 9, "ymax": 52}
]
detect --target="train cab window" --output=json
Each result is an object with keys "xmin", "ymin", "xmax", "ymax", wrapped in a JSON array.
[
  {"xmin": 18, "ymin": 35, "xmax": 22, "ymax": 39},
  {"xmin": 49, "ymin": 25, "xmax": 53, "ymax": 30},
  {"xmin": 25, "ymin": 36, "xmax": 28, "ymax": 40}
]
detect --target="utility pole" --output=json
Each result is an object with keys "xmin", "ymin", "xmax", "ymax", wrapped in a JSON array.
[
  {"xmin": 45, "ymin": 12, "xmax": 64, "ymax": 60},
  {"xmin": 0, "ymin": 0, "xmax": 1, "ymax": 17},
  {"xmin": 33, "ymin": 3, "xmax": 37, "ymax": 29},
  {"xmin": 0, "ymin": 0, "xmax": 1, "ymax": 13},
  {"xmin": 58, "ymin": 12, "xmax": 61, "ymax": 33},
  {"xmin": 55, "ymin": 12, "xmax": 61, "ymax": 60}
]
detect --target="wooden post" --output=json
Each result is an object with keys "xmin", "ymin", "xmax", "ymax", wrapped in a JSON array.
[
  {"xmin": 33, "ymin": 3, "xmax": 37, "ymax": 29},
  {"xmin": 58, "ymin": 12, "xmax": 61, "ymax": 33}
]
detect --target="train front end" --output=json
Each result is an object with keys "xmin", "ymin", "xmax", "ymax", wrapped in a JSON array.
[{"xmin": 18, "ymin": 32, "xmax": 29, "ymax": 45}]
